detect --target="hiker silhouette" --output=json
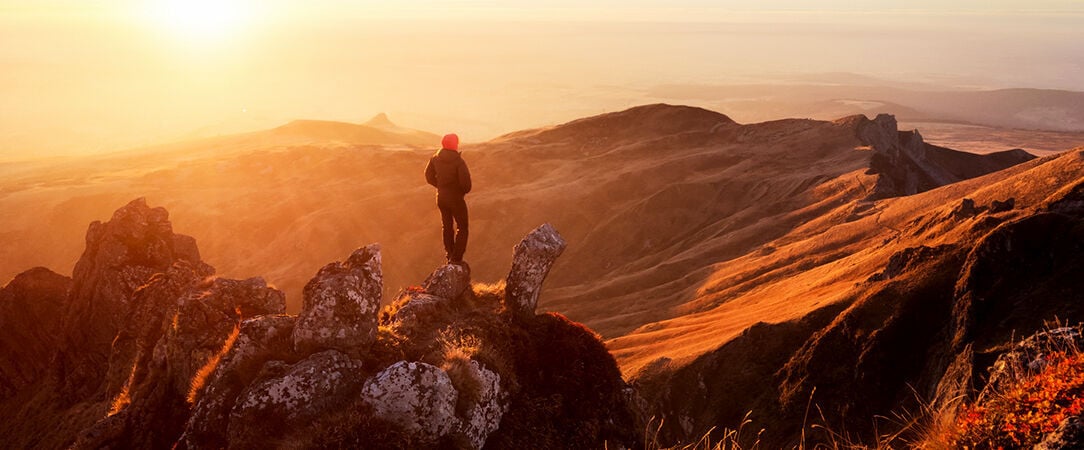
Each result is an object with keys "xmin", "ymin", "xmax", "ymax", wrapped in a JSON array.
[{"xmin": 424, "ymin": 133, "xmax": 472, "ymax": 264}]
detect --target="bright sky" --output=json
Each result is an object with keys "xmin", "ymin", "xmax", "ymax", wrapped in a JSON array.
[{"xmin": 1, "ymin": 1, "xmax": 1082, "ymax": 160}]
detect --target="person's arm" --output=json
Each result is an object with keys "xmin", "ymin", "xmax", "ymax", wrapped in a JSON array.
[
  {"xmin": 459, "ymin": 160, "xmax": 472, "ymax": 194},
  {"xmin": 424, "ymin": 158, "xmax": 438, "ymax": 187}
]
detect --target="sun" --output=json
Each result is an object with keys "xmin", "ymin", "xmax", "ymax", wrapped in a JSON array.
[{"xmin": 145, "ymin": 0, "xmax": 250, "ymax": 43}]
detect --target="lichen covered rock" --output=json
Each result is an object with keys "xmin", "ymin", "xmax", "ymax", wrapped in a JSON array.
[
  {"xmin": 293, "ymin": 244, "xmax": 382, "ymax": 357},
  {"xmin": 228, "ymin": 350, "xmax": 366, "ymax": 447},
  {"xmin": 505, "ymin": 223, "xmax": 567, "ymax": 317},
  {"xmin": 387, "ymin": 291, "xmax": 450, "ymax": 330},
  {"xmin": 454, "ymin": 360, "xmax": 508, "ymax": 450},
  {"xmin": 361, "ymin": 361, "xmax": 459, "ymax": 442},
  {"xmin": 422, "ymin": 263, "xmax": 471, "ymax": 300}
]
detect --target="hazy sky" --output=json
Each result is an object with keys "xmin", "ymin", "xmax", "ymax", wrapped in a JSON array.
[{"xmin": 2, "ymin": 1, "xmax": 1082, "ymax": 160}]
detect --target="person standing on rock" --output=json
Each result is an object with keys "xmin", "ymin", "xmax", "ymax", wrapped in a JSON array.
[{"xmin": 425, "ymin": 133, "xmax": 472, "ymax": 264}]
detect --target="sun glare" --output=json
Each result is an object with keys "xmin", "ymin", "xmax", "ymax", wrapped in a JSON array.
[{"xmin": 146, "ymin": 0, "xmax": 250, "ymax": 43}]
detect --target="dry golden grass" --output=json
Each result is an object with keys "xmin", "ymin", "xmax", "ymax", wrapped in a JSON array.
[{"xmin": 187, "ymin": 322, "xmax": 241, "ymax": 405}]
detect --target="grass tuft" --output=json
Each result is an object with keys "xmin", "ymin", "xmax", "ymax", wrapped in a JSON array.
[{"xmin": 186, "ymin": 322, "xmax": 241, "ymax": 405}]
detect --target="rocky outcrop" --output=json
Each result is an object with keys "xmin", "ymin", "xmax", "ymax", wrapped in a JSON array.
[
  {"xmin": 57, "ymin": 197, "xmax": 213, "ymax": 398},
  {"xmin": 855, "ymin": 114, "xmax": 1035, "ymax": 199},
  {"xmin": 0, "ymin": 200, "xmax": 639, "ymax": 450},
  {"xmin": 989, "ymin": 197, "xmax": 1015, "ymax": 214},
  {"xmin": 74, "ymin": 267, "xmax": 285, "ymax": 449},
  {"xmin": 505, "ymin": 223, "xmax": 567, "ymax": 317},
  {"xmin": 293, "ymin": 244, "xmax": 382, "ymax": 357}
]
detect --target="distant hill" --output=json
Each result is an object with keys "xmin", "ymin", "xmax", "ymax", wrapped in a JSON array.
[{"xmin": 650, "ymin": 84, "xmax": 1084, "ymax": 132}]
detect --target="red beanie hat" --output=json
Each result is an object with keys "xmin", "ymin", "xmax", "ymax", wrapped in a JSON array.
[{"xmin": 442, "ymin": 133, "xmax": 459, "ymax": 151}]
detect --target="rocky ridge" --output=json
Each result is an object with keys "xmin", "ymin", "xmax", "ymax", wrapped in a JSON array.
[
  {"xmin": 0, "ymin": 200, "xmax": 640, "ymax": 449},
  {"xmin": 853, "ymin": 113, "xmax": 1036, "ymax": 199}
]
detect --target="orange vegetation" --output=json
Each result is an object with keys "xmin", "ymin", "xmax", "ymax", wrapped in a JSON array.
[{"xmin": 946, "ymin": 351, "xmax": 1084, "ymax": 448}]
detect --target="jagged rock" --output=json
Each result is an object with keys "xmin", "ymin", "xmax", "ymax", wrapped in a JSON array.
[
  {"xmin": 293, "ymin": 244, "xmax": 382, "ymax": 357},
  {"xmin": 362, "ymin": 361, "xmax": 459, "ymax": 442},
  {"xmin": 1035, "ymin": 416, "xmax": 1084, "ymax": 450},
  {"xmin": 102, "ymin": 262, "xmax": 210, "ymax": 397},
  {"xmin": 182, "ymin": 314, "xmax": 297, "ymax": 449},
  {"xmin": 856, "ymin": 114, "xmax": 1034, "ymax": 199},
  {"xmin": 72, "ymin": 263, "xmax": 209, "ymax": 450},
  {"xmin": 422, "ymin": 263, "xmax": 471, "ymax": 300},
  {"xmin": 0, "ymin": 267, "xmax": 71, "ymax": 399},
  {"xmin": 228, "ymin": 349, "xmax": 365, "ymax": 447},
  {"xmin": 989, "ymin": 197, "xmax": 1015, "ymax": 214},
  {"xmin": 82, "ymin": 268, "xmax": 284, "ymax": 449},
  {"xmin": 56, "ymin": 198, "xmax": 213, "ymax": 398},
  {"xmin": 505, "ymin": 224, "xmax": 567, "ymax": 317},
  {"xmin": 453, "ymin": 360, "xmax": 508, "ymax": 450},
  {"xmin": 952, "ymin": 198, "xmax": 982, "ymax": 220}
]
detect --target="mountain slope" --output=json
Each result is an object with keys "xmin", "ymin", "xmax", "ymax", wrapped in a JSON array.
[{"xmin": 623, "ymin": 148, "xmax": 1084, "ymax": 447}]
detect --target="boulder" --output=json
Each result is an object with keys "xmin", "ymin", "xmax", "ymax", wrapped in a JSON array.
[
  {"xmin": 293, "ymin": 244, "xmax": 382, "ymax": 357},
  {"xmin": 361, "ymin": 361, "xmax": 459, "ymax": 442},
  {"xmin": 422, "ymin": 264, "xmax": 471, "ymax": 300},
  {"xmin": 228, "ymin": 350, "xmax": 366, "ymax": 447},
  {"xmin": 505, "ymin": 224, "xmax": 567, "ymax": 317}
]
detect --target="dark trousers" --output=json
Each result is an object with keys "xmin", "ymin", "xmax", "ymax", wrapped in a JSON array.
[{"xmin": 437, "ymin": 195, "xmax": 468, "ymax": 262}]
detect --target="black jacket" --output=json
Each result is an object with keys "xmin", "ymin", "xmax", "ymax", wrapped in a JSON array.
[{"xmin": 425, "ymin": 149, "xmax": 472, "ymax": 198}]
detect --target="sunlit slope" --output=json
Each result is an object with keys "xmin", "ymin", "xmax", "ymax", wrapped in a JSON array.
[{"xmin": 608, "ymin": 148, "xmax": 1084, "ymax": 377}]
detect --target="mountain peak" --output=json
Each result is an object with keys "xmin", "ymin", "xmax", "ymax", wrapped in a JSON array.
[{"xmin": 364, "ymin": 112, "xmax": 395, "ymax": 128}]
